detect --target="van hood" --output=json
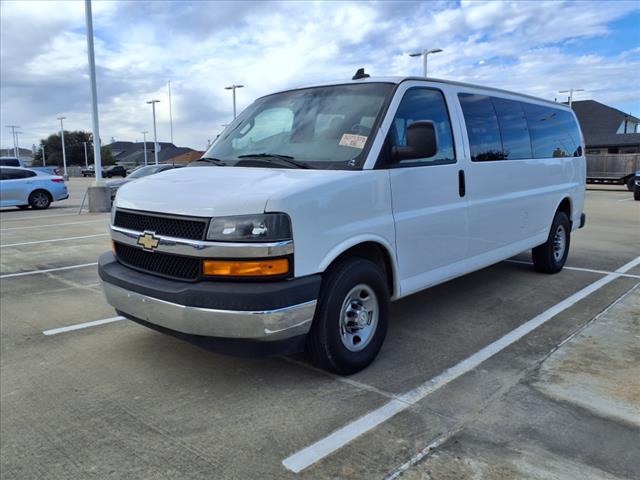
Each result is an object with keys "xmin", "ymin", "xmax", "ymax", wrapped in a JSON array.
[{"xmin": 114, "ymin": 166, "xmax": 355, "ymax": 217}]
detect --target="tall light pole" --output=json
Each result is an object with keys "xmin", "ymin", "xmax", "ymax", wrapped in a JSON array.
[
  {"xmin": 41, "ymin": 143, "xmax": 46, "ymax": 166},
  {"xmin": 83, "ymin": 141, "xmax": 89, "ymax": 168},
  {"xmin": 57, "ymin": 117, "xmax": 68, "ymax": 178},
  {"xmin": 558, "ymin": 88, "xmax": 584, "ymax": 108},
  {"xmin": 409, "ymin": 48, "xmax": 443, "ymax": 77},
  {"xmin": 146, "ymin": 100, "xmax": 160, "ymax": 165},
  {"xmin": 168, "ymin": 81, "xmax": 174, "ymax": 144},
  {"xmin": 224, "ymin": 84, "xmax": 244, "ymax": 119},
  {"xmin": 141, "ymin": 131, "xmax": 148, "ymax": 165}
]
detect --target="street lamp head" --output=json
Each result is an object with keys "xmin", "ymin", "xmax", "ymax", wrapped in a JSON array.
[
  {"xmin": 428, "ymin": 48, "xmax": 443, "ymax": 54},
  {"xmin": 225, "ymin": 84, "xmax": 245, "ymax": 90},
  {"xmin": 146, "ymin": 99, "xmax": 160, "ymax": 104},
  {"xmin": 408, "ymin": 52, "xmax": 423, "ymax": 57}
]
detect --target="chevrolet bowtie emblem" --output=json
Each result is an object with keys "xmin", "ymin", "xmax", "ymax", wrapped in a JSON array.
[{"xmin": 137, "ymin": 232, "xmax": 160, "ymax": 251}]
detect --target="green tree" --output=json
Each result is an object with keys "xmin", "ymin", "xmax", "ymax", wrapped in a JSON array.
[{"xmin": 34, "ymin": 130, "xmax": 115, "ymax": 167}]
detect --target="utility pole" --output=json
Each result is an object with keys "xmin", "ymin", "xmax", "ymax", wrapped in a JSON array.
[
  {"xmin": 558, "ymin": 88, "xmax": 584, "ymax": 108},
  {"xmin": 409, "ymin": 48, "xmax": 443, "ymax": 77},
  {"xmin": 168, "ymin": 80, "xmax": 174, "ymax": 144},
  {"xmin": 41, "ymin": 143, "xmax": 46, "ymax": 166},
  {"xmin": 57, "ymin": 117, "xmax": 68, "ymax": 178},
  {"xmin": 14, "ymin": 130, "xmax": 22, "ymax": 158},
  {"xmin": 224, "ymin": 84, "xmax": 244, "ymax": 119},
  {"xmin": 6, "ymin": 125, "xmax": 19, "ymax": 157},
  {"xmin": 146, "ymin": 100, "xmax": 160, "ymax": 165},
  {"xmin": 83, "ymin": 141, "xmax": 89, "ymax": 168}
]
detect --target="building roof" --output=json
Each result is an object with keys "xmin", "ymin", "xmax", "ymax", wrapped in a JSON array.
[
  {"xmin": 104, "ymin": 142, "xmax": 195, "ymax": 164},
  {"xmin": 570, "ymin": 100, "xmax": 640, "ymax": 147},
  {"xmin": 168, "ymin": 150, "xmax": 205, "ymax": 163}
]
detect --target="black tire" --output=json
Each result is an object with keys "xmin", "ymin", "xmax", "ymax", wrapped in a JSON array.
[
  {"xmin": 28, "ymin": 190, "xmax": 51, "ymax": 210},
  {"xmin": 307, "ymin": 257, "xmax": 389, "ymax": 375},
  {"xmin": 634, "ymin": 186, "xmax": 640, "ymax": 201},
  {"xmin": 626, "ymin": 177, "xmax": 635, "ymax": 192},
  {"xmin": 532, "ymin": 211, "xmax": 571, "ymax": 274},
  {"xmin": 17, "ymin": 205, "xmax": 29, "ymax": 210}
]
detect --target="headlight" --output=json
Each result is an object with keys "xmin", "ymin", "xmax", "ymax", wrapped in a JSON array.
[{"xmin": 206, "ymin": 213, "xmax": 292, "ymax": 243}]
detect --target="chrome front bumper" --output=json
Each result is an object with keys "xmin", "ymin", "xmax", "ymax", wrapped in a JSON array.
[{"xmin": 102, "ymin": 281, "xmax": 316, "ymax": 341}]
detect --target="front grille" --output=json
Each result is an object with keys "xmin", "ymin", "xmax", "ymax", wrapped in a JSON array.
[
  {"xmin": 114, "ymin": 209, "xmax": 208, "ymax": 240},
  {"xmin": 114, "ymin": 242, "xmax": 201, "ymax": 281}
]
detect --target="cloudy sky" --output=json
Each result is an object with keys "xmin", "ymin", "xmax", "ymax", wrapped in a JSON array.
[{"xmin": 1, "ymin": 0, "xmax": 639, "ymax": 152}]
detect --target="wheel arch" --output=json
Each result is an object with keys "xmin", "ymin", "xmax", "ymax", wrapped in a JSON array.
[{"xmin": 318, "ymin": 236, "xmax": 399, "ymax": 298}]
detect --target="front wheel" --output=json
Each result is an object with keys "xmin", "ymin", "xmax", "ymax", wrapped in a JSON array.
[
  {"xmin": 307, "ymin": 258, "xmax": 389, "ymax": 375},
  {"xmin": 532, "ymin": 211, "xmax": 570, "ymax": 273},
  {"xmin": 626, "ymin": 177, "xmax": 635, "ymax": 192},
  {"xmin": 28, "ymin": 190, "xmax": 51, "ymax": 210},
  {"xmin": 634, "ymin": 185, "xmax": 640, "ymax": 201}
]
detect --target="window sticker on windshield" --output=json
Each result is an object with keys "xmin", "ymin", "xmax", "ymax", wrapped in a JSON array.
[{"xmin": 339, "ymin": 133, "xmax": 367, "ymax": 149}]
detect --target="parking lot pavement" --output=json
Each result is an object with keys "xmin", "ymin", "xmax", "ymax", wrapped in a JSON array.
[{"xmin": 0, "ymin": 187, "xmax": 638, "ymax": 479}]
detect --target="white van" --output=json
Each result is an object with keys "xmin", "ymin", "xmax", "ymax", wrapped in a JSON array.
[{"xmin": 99, "ymin": 72, "xmax": 585, "ymax": 374}]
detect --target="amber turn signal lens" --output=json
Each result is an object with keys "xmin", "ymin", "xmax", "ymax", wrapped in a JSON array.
[{"xmin": 203, "ymin": 258, "xmax": 289, "ymax": 277}]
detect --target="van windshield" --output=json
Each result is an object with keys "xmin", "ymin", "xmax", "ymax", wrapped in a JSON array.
[{"xmin": 201, "ymin": 83, "xmax": 394, "ymax": 170}]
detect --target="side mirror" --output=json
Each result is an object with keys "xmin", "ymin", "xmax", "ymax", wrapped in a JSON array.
[{"xmin": 391, "ymin": 120, "xmax": 438, "ymax": 162}]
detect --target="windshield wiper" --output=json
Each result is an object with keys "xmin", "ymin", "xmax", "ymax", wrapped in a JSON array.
[
  {"xmin": 237, "ymin": 153, "xmax": 310, "ymax": 169},
  {"xmin": 196, "ymin": 157, "xmax": 227, "ymax": 166}
]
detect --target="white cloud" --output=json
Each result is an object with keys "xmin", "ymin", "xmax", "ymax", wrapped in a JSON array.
[{"xmin": 1, "ymin": 0, "xmax": 639, "ymax": 152}]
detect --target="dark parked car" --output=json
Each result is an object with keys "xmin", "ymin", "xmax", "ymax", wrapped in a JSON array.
[
  {"xmin": 104, "ymin": 165, "xmax": 127, "ymax": 178},
  {"xmin": 634, "ymin": 170, "xmax": 640, "ymax": 201},
  {"xmin": 82, "ymin": 165, "xmax": 127, "ymax": 178}
]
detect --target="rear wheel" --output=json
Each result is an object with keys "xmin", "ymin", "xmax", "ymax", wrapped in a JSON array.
[
  {"xmin": 634, "ymin": 185, "xmax": 640, "ymax": 201},
  {"xmin": 532, "ymin": 211, "xmax": 570, "ymax": 273},
  {"xmin": 28, "ymin": 190, "xmax": 51, "ymax": 210},
  {"xmin": 307, "ymin": 258, "xmax": 389, "ymax": 375}
]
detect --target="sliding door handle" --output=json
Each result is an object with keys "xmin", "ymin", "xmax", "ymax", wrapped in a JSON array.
[{"xmin": 458, "ymin": 170, "xmax": 466, "ymax": 197}]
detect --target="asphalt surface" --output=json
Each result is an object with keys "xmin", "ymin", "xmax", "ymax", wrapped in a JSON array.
[{"xmin": 1, "ymin": 178, "xmax": 638, "ymax": 479}]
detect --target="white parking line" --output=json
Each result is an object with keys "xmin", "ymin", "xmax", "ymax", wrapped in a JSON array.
[
  {"xmin": 617, "ymin": 197, "xmax": 633, "ymax": 202},
  {"xmin": 43, "ymin": 316, "xmax": 125, "ymax": 336},
  {"xmin": 0, "ymin": 219, "xmax": 107, "ymax": 231},
  {"xmin": 0, "ymin": 212, "xmax": 82, "ymax": 222},
  {"xmin": 505, "ymin": 259, "xmax": 640, "ymax": 279},
  {"xmin": 282, "ymin": 255, "xmax": 640, "ymax": 473},
  {"xmin": 0, "ymin": 262, "xmax": 98, "ymax": 279},
  {"xmin": 0, "ymin": 233, "xmax": 109, "ymax": 248}
]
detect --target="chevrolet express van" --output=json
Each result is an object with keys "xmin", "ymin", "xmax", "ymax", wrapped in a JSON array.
[{"xmin": 99, "ymin": 73, "xmax": 586, "ymax": 374}]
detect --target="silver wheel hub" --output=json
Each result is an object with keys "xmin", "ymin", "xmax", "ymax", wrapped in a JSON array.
[
  {"xmin": 553, "ymin": 225, "xmax": 566, "ymax": 261},
  {"xmin": 339, "ymin": 284, "xmax": 378, "ymax": 352}
]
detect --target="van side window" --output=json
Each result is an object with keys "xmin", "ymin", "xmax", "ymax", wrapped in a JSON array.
[
  {"xmin": 492, "ymin": 98, "xmax": 532, "ymax": 160},
  {"xmin": 458, "ymin": 94, "xmax": 504, "ymax": 161},
  {"xmin": 522, "ymin": 103, "xmax": 582, "ymax": 158},
  {"xmin": 390, "ymin": 88, "xmax": 455, "ymax": 166}
]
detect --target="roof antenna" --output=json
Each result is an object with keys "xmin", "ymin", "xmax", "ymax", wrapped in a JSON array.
[{"xmin": 352, "ymin": 68, "xmax": 370, "ymax": 80}]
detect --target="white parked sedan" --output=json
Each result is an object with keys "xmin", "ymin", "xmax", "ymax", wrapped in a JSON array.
[{"xmin": 0, "ymin": 167, "xmax": 69, "ymax": 210}]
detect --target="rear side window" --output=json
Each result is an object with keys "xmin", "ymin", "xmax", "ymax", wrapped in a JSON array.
[
  {"xmin": 458, "ymin": 94, "xmax": 504, "ymax": 161},
  {"xmin": 459, "ymin": 93, "xmax": 582, "ymax": 160},
  {"xmin": 0, "ymin": 168, "xmax": 33, "ymax": 180},
  {"xmin": 389, "ymin": 88, "xmax": 456, "ymax": 166},
  {"xmin": 491, "ymin": 98, "xmax": 532, "ymax": 160},
  {"xmin": 522, "ymin": 103, "xmax": 582, "ymax": 158}
]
